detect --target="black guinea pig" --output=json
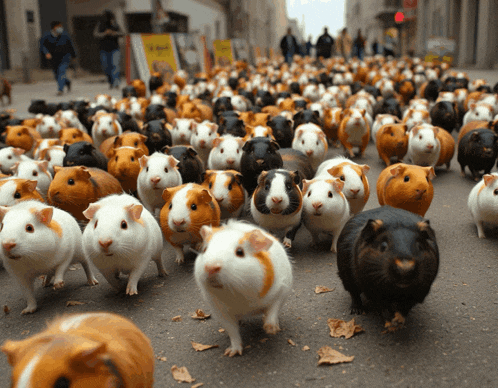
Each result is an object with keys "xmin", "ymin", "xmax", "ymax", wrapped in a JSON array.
[
  {"xmin": 122, "ymin": 85, "xmax": 138, "ymax": 98},
  {"xmin": 267, "ymin": 115, "xmax": 294, "ymax": 148},
  {"xmin": 213, "ymin": 97, "xmax": 233, "ymax": 120},
  {"xmin": 458, "ymin": 128, "xmax": 498, "ymax": 181},
  {"xmin": 280, "ymin": 148, "xmax": 314, "ymax": 185},
  {"xmin": 240, "ymin": 137, "xmax": 283, "ymax": 195},
  {"xmin": 237, "ymin": 89, "xmax": 255, "ymax": 105},
  {"xmin": 116, "ymin": 112, "xmax": 141, "ymax": 133},
  {"xmin": 56, "ymin": 101, "xmax": 74, "ymax": 111},
  {"xmin": 493, "ymin": 82, "xmax": 498, "ymax": 94},
  {"xmin": 373, "ymin": 97, "xmax": 402, "ymax": 119},
  {"xmin": 276, "ymin": 91, "xmax": 292, "ymax": 100},
  {"xmin": 292, "ymin": 109, "xmax": 321, "ymax": 130},
  {"xmin": 141, "ymin": 119, "xmax": 172, "ymax": 153},
  {"xmin": 228, "ymin": 77, "xmax": 238, "ymax": 90},
  {"xmin": 45, "ymin": 103, "xmax": 59, "ymax": 116},
  {"xmin": 163, "ymin": 145, "xmax": 204, "ymax": 184},
  {"xmin": 255, "ymin": 90, "xmax": 275, "ymax": 107},
  {"xmin": 476, "ymin": 85, "xmax": 492, "ymax": 93},
  {"xmin": 289, "ymin": 82, "xmax": 301, "ymax": 95},
  {"xmin": 63, "ymin": 141, "xmax": 108, "ymax": 171},
  {"xmin": 423, "ymin": 79, "xmax": 443, "ymax": 102},
  {"xmin": 28, "ymin": 100, "xmax": 48, "ymax": 115},
  {"xmin": 144, "ymin": 104, "xmax": 167, "ymax": 122},
  {"xmin": 149, "ymin": 74, "xmax": 163, "ymax": 94},
  {"xmin": 217, "ymin": 115, "xmax": 246, "ymax": 137},
  {"xmin": 294, "ymin": 99, "xmax": 308, "ymax": 111},
  {"xmin": 164, "ymin": 91, "xmax": 177, "ymax": 109},
  {"xmin": 337, "ymin": 205, "xmax": 439, "ymax": 330},
  {"xmin": 430, "ymin": 101, "xmax": 457, "ymax": 133}
]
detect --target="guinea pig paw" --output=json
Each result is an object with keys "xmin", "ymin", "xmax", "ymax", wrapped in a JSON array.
[
  {"xmin": 53, "ymin": 280, "xmax": 65, "ymax": 290},
  {"xmin": 88, "ymin": 277, "xmax": 99, "ymax": 286},
  {"xmin": 21, "ymin": 305, "xmax": 37, "ymax": 315},
  {"xmin": 263, "ymin": 322, "xmax": 281, "ymax": 335},
  {"xmin": 41, "ymin": 275, "xmax": 52, "ymax": 287},
  {"xmin": 224, "ymin": 345, "xmax": 243, "ymax": 357},
  {"xmin": 383, "ymin": 312, "xmax": 406, "ymax": 333},
  {"xmin": 283, "ymin": 237, "xmax": 292, "ymax": 249},
  {"xmin": 126, "ymin": 285, "xmax": 139, "ymax": 296}
]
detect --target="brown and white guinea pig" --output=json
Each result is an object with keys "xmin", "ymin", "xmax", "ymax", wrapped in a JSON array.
[
  {"xmin": 0, "ymin": 178, "xmax": 44, "ymax": 206},
  {"xmin": 32, "ymin": 138, "xmax": 61, "ymax": 160},
  {"xmin": 91, "ymin": 112, "xmax": 123, "ymax": 148},
  {"xmin": 376, "ymin": 123, "xmax": 409, "ymax": 166},
  {"xmin": 35, "ymin": 115, "xmax": 63, "ymax": 139},
  {"xmin": 190, "ymin": 121, "xmax": 220, "ymax": 166},
  {"xmin": 337, "ymin": 108, "xmax": 370, "ymax": 158},
  {"xmin": 202, "ymin": 169, "xmax": 247, "ymax": 219},
  {"xmin": 38, "ymin": 145, "xmax": 66, "ymax": 173},
  {"xmin": 4, "ymin": 125, "xmax": 42, "ymax": 156},
  {"xmin": 463, "ymin": 102, "xmax": 494, "ymax": 126},
  {"xmin": 315, "ymin": 156, "xmax": 370, "ymax": 215},
  {"xmin": 132, "ymin": 79, "xmax": 147, "ymax": 97},
  {"xmin": 0, "ymin": 147, "xmax": 29, "ymax": 174},
  {"xmin": 11, "ymin": 159, "xmax": 52, "ymax": 199},
  {"xmin": 169, "ymin": 118, "xmax": 195, "ymax": 145},
  {"xmin": 322, "ymin": 107, "xmax": 343, "ymax": 145},
  {"xmin": 59, "ymin": 127, "xmax": 93, "ymax": 146},
  {"xmin": 371, "ymin": 114, "xmax": 399, "ymax": 144},
  {"xmin": 402, "ymin": 108, "xmax": 431, "ymax": 132},
  {"xmin": 99, "ymin": 132, "xmax": 149, "ymax": 158},
  {"xmin": 194, "ymin": 220, "xmax": 293, "ymax": 357},
  {"xmin": 107, "ymin": 147, "xmax": 147, "ymax": 194},
  {"xmin": 243, "ymin": 125, "xmax": 275, "ymax": 142},
  {"xmin": 48, "ymin": 166, "xmax": 123, "ymax": 221},
  {"xmin": 434, "ymin": 127, "xmax": 455, "ymax": 170},
  {"xmin": 207, "ymin": 135, "xmax": 244, "ymax": 171},
  {"xmin": 1, "ymin": 312, "xmax": 154, "ymax": 387},
  {"xmin": 376, "ymin": 163, "xmax": 435, "ymax": 217},
  {"xmin": 291, "ymin": 123, "xmax": 328, "ymax": 172},
  {"xmin": 160, "ymin": 183, "xmax": 221, "ymax": 264},
  {"xmin": 94, "ymin": 93, "xmax": 114, "ymax": 109},
  {"xmin": 54, "ymin": 109, "xmax": 86, "ymax": 132},
  {"xmin": 250, "ymin": 169, "xmax": 303, "ymax": 248}
]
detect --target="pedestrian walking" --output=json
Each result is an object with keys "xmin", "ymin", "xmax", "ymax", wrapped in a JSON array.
[
  {"xmin": 93, "ymin": 9, "xmax": 125, "ymax": 89},
  {"xmin": 305, "ymin": 35, "xmax": 313, "ymax": 57},
  {"xmin": 353, "ymin": 29, "xmax": 366, "ymax": 60},
  {"xmin": 40, "ymin": 21, "xmax": 77, "ymax": 96},
  {"xmin": 384, "ymin": 30, "xmax": 396, "ymax": 57},
  {"xmin": 372, "ymin": 39, "xmax": 379, "ymax": 55},
  {"xmin": 337, "ymin": 28, "xmax": 352, "ymax": 61},
  {"xmin": 316, "ymin": 27, "xmax": 334, "ymax": 59},
  {"xmin": 280, "ymin": 28, "xmax": 299, "ymax": 64}
]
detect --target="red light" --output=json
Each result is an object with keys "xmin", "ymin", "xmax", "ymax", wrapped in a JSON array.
[{"xmin": 395, "ymin": 12, "xmax": 405, "ymax": 23}]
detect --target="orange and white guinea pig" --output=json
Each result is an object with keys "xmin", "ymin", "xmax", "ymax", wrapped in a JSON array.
[
  {"xmin": 375, "ymin": 123, "xmax": 409, "ymax": 166},
  {"xmin": 4, "ymin": 126, "xmax": 42, "ymax": 156},
  {"xmin": 107, "ymin": 147, "xmax": 147, "ymax": 194},
  {"xmin": 0, "ymin": 178, "xmax": 44, "ymax": 206},
  {"xmin": 1, "ymin": 312, "xmax": 154, "ymax": 388},
  {"xmin": 91, "ymin": 113, "xmax": 123, "ymax": 148},
  {"xmin": 59, "ymin": 127, "xmax": 93, "ymax": 146},
  {"xmin": 99, "ymin": 132, "xmax": 149, "ymax": 158},
  {"xmin": 337, "ymin": 108, "xmax": 370, "ymax": 158},
  {"xmin": 202, "ymin": 169, "xmax": 247, "ymax": 219}
]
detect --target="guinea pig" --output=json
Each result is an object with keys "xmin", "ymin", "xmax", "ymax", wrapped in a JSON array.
[
  {"xmin": 243, "ymin": 125, "xmax": 275, "ymax": 142},
  {"xmin": 291, "ymin": 123, "xmax": 328, "ymax": 171},
  {"xmin": 377, "ymin": 163, "xmax": 435, "ymax": 217},
  {"xmin": 376, "ymin": 123, "xmax": 409, "ymax": 166},
  {"xmin": 11, "ymin": 159, "xmax": 52, "ymax": 199},
  {"xmin": 143, "ymin": 103, "xmax": 167, "ymax": 122},
  {"xmin": 0, "ymin": 146, "xmax": 29, "ymax": 174},
  {"xmin": 207, "ymin": 135, "xmax": 244, "ymax": 171},
  {"xmin": 48, "ymin": 166, "xmax": 123, "ymax": 221},
  {"xmin": 107, "ymin": 147, "xmax": 146, "ymax": 194},
  {"xmin": 267, "ymin": 115, "xmax": 294, "ymax": 149},
  {"xmin": 404, "ymin": 124, "xmax": 441, "ymax": 167},
  {"xmin": 32, "ymin": 138, "xmax": 61, "ymax": 160},
  {"xmin": 0, "ymin": 179, "xmax": 44, "ymax": 206},
  {"xmin": 38, "ymin": 145, "xmax": 66, "ymax": 172},
  {"xmin": 292, "ymin": 109, "xmax": 321, "ymax": 130},
  {"xmin": 0, "ymin": 200, "xmax": 98, "ymax": 314},
  {"xmin": 468, "ymin": 173, "xmax": 498, "ymax": 238},
  {"xmin": 100, "ymin": 132, "xmax": 149, "ymax": 159},
  {"xmin": 301, "ymin": 178, "xmax": 349, "ymax": 252},
  {"xmin": 402, "ymin": 109, "xmax": 431, "ymax": 132},
  {"xmin": 194, "ymin": 219, "xmax": 293, "ymax": 357},
  {"xmin": 314, "ymin": 156, "xmax": 370, "ymax": 215},
  {"xmin": 240, "ymin": 137, "xmax": 283, "ymax": 195},
  {"xmin": 54, "ymin": 109, "xmax": 86, "ymax": 132},
  {"xmin": 190, "ymin": 120, "xmax": 219, "ymax": 166},
  {"xmin": 337, "ymin": 108, "xmax": 370, "ymax": 158},
  {"xmin": 63, "ymin": 141, "xmax": 108, "ymax": 171},
  {"xmin": 83, "ymin": 194, "xmax": 165, "ymax": 294},
  {"xmin": 434, "ymin": 127, "xmax": 455, "ymax": 170},
  {"xmin": 217, "ymin": 115, "xmax": 247, "ymax": 138},
  {"xmin": 336, "ymin": 205, "xmax": 439, "ymax": 330},
  {"xmin": 213, "ymin": 97, "xmax": 233, "ymax": 121},
  {"xmin": 322, "ymin": 107, "xmax": 343, "ymax": 145},
  {"xmin": 463, "ymin": 103, "xmax": 494, "ymax": 126},
  {"xmin": 91, "ymin": 112, "xmax": 123, "ymax": 148},
  {"xmin": 202, "ymin": 169, "xmax": 246, "ymax": 219},
  {"xmin": 250, "ymin": 169, "xmax": 303, "ymax": 248},
  {"xmin": 163, "ymin": 145, "xmax": 205, "ymax": 184},
  {"xmin": 137, "ymin": 152, "xmax": 182, "ymax": 215},
  {"xmin": 280, "ymin": 148, "xmax": 315, "ymax": 183},
  {"xmin": 458, "ymin": 129, "xmax": 498, "ymax": 181},
  {"xmin": 430, "ymin": 101, "xmax": 457, "ymax": 133},
  {"xmin": 35, "ymin": 115, "xmax": 63, "ymax": 139},
  {"xmin": 457, "ymin": 120, "xmax": 495, "ymax": 143},
  {"xmin": 160, "ymin": 183, "xmax": 221, "ymax": 264},
  {"xmin": 140, "ymin": 119, "xmax": 172, "ymax": 154},
  {"xmin": 1, "ymin": 312, "xmax": 154, "ymax": 387},
  {"xmin": 4, "ymin": 125, "xmax": 41, "ymax": 155},
  {"xmin": 169, "ymin": 118, "xmax": 195, "ymax": 145}
]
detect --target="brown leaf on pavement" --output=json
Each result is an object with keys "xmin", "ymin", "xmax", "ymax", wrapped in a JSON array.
[
  {"xmin": 172, "ymin": 315, "xmax": 182, "ymax": 322},
  {"xmin": 288, "ymin": 339, "xmax": 296, "ymax": 346},
  {"xmin": 317, "ymin": 346, "xmax": 354, "ymax": 365},
  {"xmin": 171, "ymin": 365, "xmax": 196, "ymax": 383},
  {"xmin": 3, "ymin": 305, "xmax": 10, "ymax": 315},
  {"xmin": 191, "ymin": 341, "xmax": 219, "ymax": 352},
  {"xmin": 191, "ymin": 384, "xmax": 204, "ymax": 388},
  {"xmin": 191, "ymin": 309, "xmax": 211, "ymax": 320},
  {"xmin": 156, "ymin": 356, "xmax": 168, "ymax": 362},
  {"xmin": 315, "ymin": 286, "xmax": 335, "ymax": 294},
  {"xmin": 327, "ymin": 318, "xmax": 364, "ymax": 339},
  {"xmin": 302, "ymin": 345, "xmax": 310, "ymax": 351},
  {"xmin": 66, "ymin": 300, "xmax": 87, "ymax": 307}
]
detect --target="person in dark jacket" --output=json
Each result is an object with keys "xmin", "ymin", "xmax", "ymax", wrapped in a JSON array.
[
  {"xmin": 40, "ymin": 21, "xmax": 77, "ymax": 96},
  {"xmin": 93, "ymin": 9, "xmax": 125, "ymax": 89},
  {"xmin": 315, "ymin": 27, "xmax": 334, "ymax": 59},
  {"xmin": 280, "ymin": 28, "xmax": 298, "ymax": 64}
]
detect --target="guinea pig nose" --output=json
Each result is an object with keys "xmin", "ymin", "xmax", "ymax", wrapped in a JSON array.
[
  {"xmin": 256, "ymin": 159, "xmax": 265, "ymax": 166},
  {"xmin": 173, "ymin": 219, "xmax": 186, "ymax": 227},
  {"xmin": 312, "ymin": 202, "xmax": 322, "ymax": 210},
  {"xmin": 2, "ymin": 242, "xmax": 16, "ymax": 251},
  {"xmin": 272, "ymin": 196, "xmax": 282, "ymax": 204},
  {"xmin": 215, "ymin": 197, "xmax": 224, "ymax": 202},
  {"xmin": 205, "ymin": 264, "xmax": 221, "ymax": 277},
  {"xmin": 150, "ymin": 176, "xmax": 161, "ymax": 184},
  {"xmin": 395, "ymin": 259, "xmax": 416, "ymax": 273},
  {"xmin": 199, "ymin": 140, "xmax": 206, "ymax": 147},
  {"xmin": 99, "ymin": 239, "xmax": 113, "ymax": 249},
  {"xmin": 306, "ymin": 150, "xmax": 314, "ymax": 156},
  {"xmin": 426, "ymin": 144, "xmax": 433, "ymax": 150},
  {"xmin": 350, "ymin": 189, "xmax": 360, "ymax": 195},
  {"xmin": 227, "ymin": 159, "xmax": 235, "ymax": 165}
]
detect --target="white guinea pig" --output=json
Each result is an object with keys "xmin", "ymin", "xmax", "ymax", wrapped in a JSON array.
[
  {"xmin": 194, "ymin": 219, "xmax": 293, "ymax": 357},
  {"xmin": 38, "ymin": 145, "xmax": 66, "ymax": 175},
  {"xmin": 463, "ymin": 103, "xmax": 494, "ymax": 126},
  {"xmin": 231, "ymin": 95, "xmax": 250, "ymax": 112},
  {"xmin": 202, "ymin": 169, "xmax": 247, "ymax": 219},
  {"xmin": 170, "ymin": 118, "xmax": 195, "ymax": 146},
  {"xmin": 0, "ymin": 200, "xmax": 98, "ymax": 314},
  {"xmin": 0, "ymin": 147, "xmax": 29, "ymax": 174},
  {"xmin": 137, "ymin": 153, "xmax": 182, "ymax": 216},
  {"xmin": 207, "ymin": 135, "xmax": 244, "ymax": 171},
  {"xmin": 190, "ymin": 121, "xmax": 220, "ymax": 167},
  {"xmin": 292, "ymin": 123, "xmax": 328, "ymax": 172},
  {"xmin": 467, "ymin": 173, "xmax": 498, "ymax": 238},
  {"xmin": 402, "ymin": 109, "xmax": 431, "ymax": 132},
  {"xmin": 11, "ymin": 159, "xmax": 52, "ymax": 199},
  {"xmin": 82, "ymin": 194, "xmax": 165, "ymax": 295},
  {"xmin": 404, "ymin": 124, "xmax": 441, "ymax": 167},
  {"xmin": 91, "ymin": 112, "xmax": 123, "ymax": 148},
  {"xmin": 35, "ymin": 115, "xmax": 62, "ymax": 139},
  {"xmin": 371, "ymin": 114, "xmax": 399, "ymax": 144},
  {"xmin": 302, "ymin": 178, "xmax": 350, "ymax": 252},
  {"xmin": 55, "ymin": 109, "xmax": 87, "ymax": 132}
]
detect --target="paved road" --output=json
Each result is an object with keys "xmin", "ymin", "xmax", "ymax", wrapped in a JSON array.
[{"xmin": 1, "ymin": 73, "xmax": 498, "ymax": 387}]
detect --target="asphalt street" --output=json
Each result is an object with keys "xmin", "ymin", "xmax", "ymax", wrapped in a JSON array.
[{"xmin": 0, "ymin": 72, "xmax": 498, "ymax": 387}]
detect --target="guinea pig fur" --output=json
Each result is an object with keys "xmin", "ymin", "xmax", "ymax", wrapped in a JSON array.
[
  {"xmin": 163, "ymin": 146, "xmax": 205, "ymax": 184},
  {"xmin": 63, "ymin": 141, "xmax": 108, "ymax": 171},
  {"xmin": 4, "ymin": 126, "xmax": 41, "ymax": 156},
  {"xmin": 1, "ymin": 312, "xmax": 154, "ymax": 387},
  {"xmin": 202, "ymin": 169, "xmax": 247, "ymax": 219},
  {"xmin": 468, "ymin": 173, "xmax": 498, "ymax": 238},
  {"xmin": 302, "ymin": 178, "xmax": 350, "ymax": 252},
  {"xmin": 107, "ymin": 147, "xmax": 147, "ymax": 194},
  {"xmin": 190, "ymin": 121, "xmax": 219, "ymax": 166},
  {"xmin": 336, "ymin": 206, "xmax": 439, "ymax": 330},
  {"xmin": 100, "ymin": 132, "xmax": 149, "ymax": 159},
  {"xmin": 170, "ymin": 118, "xmax": 195, "ymax": 145},
  {"xmin": 337, "ymin": 108, "xmax": 370, "ymax": 158},
  {"xmin": 267, "ymin": 115, "xmax": 294, "ymax": 149},
  {"xmin": 250, "ymin": 169, "xmax": 303, "ymax": 248},
  {"xmin": 371, "ymin": 113, "xmax": 399, "ymax": 145},
  {"xmin": 91, "ymin": 113, "xmax": 123, "ymax": 148},
  {"xmin": 160, "ymin": 183, "xmax": 221, "ymax": 264},
  {"xmin": 404, "ymin": 124, "xmax": 441, "ymax": 167},
  {"xmin": 0, "ymin": 147, "xmax": 29, "ymax": 174},
  {"xmin": 0, "ymin": 179, "xmax": 44, "ymax": 206},
  {"xmin": 35, "ymin": 115, "xmax": 62, "ymax": 139},
  {"xmin": 140, "ymin": 119, "xmax": 172, "ymax": 154},
  {"xmin": 291, "ymin": 123, "xmax": 328, "ymax": 171},
  {"xmin": 377, "ymin": 163, "xmax": 435, "ymax": 217},
  {"xmin": 0, "ymin": 200, "xmax": 98, "ymax": 314},
  {"xmin": 207, "ymin": 135, "xmax": 244, "ymax": 171},
  {"xmin": 194, "ymin": 219, "xmax": 293, "ymax": 356},
  {"xmin": 11, "ymin": 159, "xmax": 52, "ymax": 199},
  {"xmin": 463, "ymin": 103, "xmax": 494, "ymax": 126},
  {"xmin": 458, "ymin": 128, "xmax": 498, "ymax": 181},
  {"xmin": 83, "ymin": 194, "xmax": 165, "ymax": 294},
  {"xmin": 137, "ymin": 152, "xmax": 182, "ymax": 215},
  {"xmin": 59, "ymin": 127, "xmax": 93, "ymax": 146},
  {"xmin": 434, "ymin": 127, "xmax": 455, "ymax": 170},
  {"xmin": 375, "ymin": 123, "xmax": 409, "ymax": 166},
  {"xmin": 402, "ymin": 109, "xmax": 431, "ymax": 132}
]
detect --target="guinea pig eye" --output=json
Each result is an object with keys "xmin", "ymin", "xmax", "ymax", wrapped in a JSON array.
[
  {"xmin": 340, "ymin": 175, "xmax": 345, "ymax": 181},
  {"xmin": 191, "ymin": 203, "xmax": 197, "ymax": 211},
  {"xmin": 301, "ymin": 140, "xmax": 304, "ymax": 145},
  {"xmin": 79, "ymin": 150, "xmax": 84, "ymax": 155},
  {"xmin": 134, "ymin": 141, "xmax": 138, "ymax": 146},
  {"xmin": 7, "ymin": 155, "xmax": 11, "ymax": 159},
  {"xmin": 115, "ymin": 156, "xmax": 119, "ymax": 162},
  {"xmin": 228, "ymin": 183, "xmax": 233, "ymax": 190},
  {"xmin": 146, "ymin": 167, "xmax": 149, "ymax": 172},
  {"xmin": 208, "ymin": 182, "xmax": 212, "ymax": 189},
  {"xmin": 94, "ymin": 220, "xmax": 98, "ymax": 229},
  {"xmin": 33, "ymin": 170, "xmax": 38, "ymax": 176},
  {"xmin": 236, "ymin": 149, "xmax": 240, "ymax": 154},
  {"xmin": 53, "ymin": 376, "xmax": 71, "ymax": 388},
  {"xmin": 307, "ymin": 190, "xmax": 312, "ymax": 197},
  {"xmin": 121, "ymin": 220, "xmax": 127, "ymax": 229},
  {"xmin": 168, "ymin": 203, "xmax": 172, "ymax": 210},
  {"xmin": 220, "ymin": 148, "xmax": 224, "ymax": 154},
  {"xmin": 131, "ymin": 157, "xmax": 135, "ymax": 162},
  {"xmin": 25, "ymin": 224, "xmax": 34, "ymax": 233},
  {"xmin": 404, "ymin": 175, "xmax": 410, "ymax": 182},
  {"xmin": 264, "ymin": 184, "xmax": 270, "ymax": 191},
  {"xmin": 235, "ymin": 247, "xmax": 245, "ymax": 257},
  {"xmin": 286, "ymin": 183, "xmax": 292, "ymax": 191},
  {"xmin": 418, "ymin": 135, "xmax": 422, "ymax": 139},
  {"xmin": 316, "ymin": 141, "xmax": 319, "ymax": 145},
  {"xmin": 379, "ymin": 241, "xmax": 388, "ymax": 252},
  {"xmin": 68, "ymin": 178, "xmax": 75, "ymax": 185},
  {"xmin": 328, "ymin": 191, "xmax": 333, "ymax": 198},
  {"xmin": 164, "ymin": 167, "xmax": 169, "ymax": 173},
  {"xmin": 390, "ymin": 132, "xmax": 394, "ymax": 137},
  {"xmin": 494, "ymin": 189, "xmax": 498, "ymax": 196},
  {"xmin": 17, "ymin": 132, "xmax": 21, "ymax": 137}
]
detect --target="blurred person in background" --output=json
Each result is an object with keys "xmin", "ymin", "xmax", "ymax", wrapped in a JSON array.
[
  {"xmin": 280, "ymin": 28, "xmax": 299, "ymax": 64},
  {"xmin": 316, "ymin": 27, "xmax": 334, "ymax": 59},
  {"xmin": 353, "ymin": 29, "xmax": 366, "ymax": 60},
  {"xmin": 336, "ymin": 28, "xmax": 352, "ymax": 61}
]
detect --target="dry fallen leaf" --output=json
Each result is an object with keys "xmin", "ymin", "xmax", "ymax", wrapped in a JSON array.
[
  {"xmin": 315, "ymin": 286, "xmax": 335, "ymax": 294},
  {"xmin": 218, "ymin": 328, "xmax": 225, "ymax": 333},
  {"xmin": 191, "ymin": 341, "xmax": 219, "ymax": 352},
  {"xmin": 191, "ymin": 309, "xmax": 211, "ymax": 320},
  {"xmin": 171, "ymin": 365, "xmax": 195, "ymax": 383},
  {"xmin": 192, "ymin": 384, "xmax": 204, "ymax": 388},
  {"xmin": 66, "ymin": 301, "xmax": 87, "ymax": 307},
  {"xmin": 288, "ymin": 339, "xmax": 296, "ymax": 346},
  {"xmin": 153, "ymin": 283, "xmax": 165, "ymax": 288},
  {"xmin": 327, "ymin": 318, "xmax": 364, "ymax": 339},
  {"xmin": 302, "ymin": 345, "xmax": 310, "ymax": 351},
  {"xmin": 317, "ymin": 346, "xmax": 354, "ymax": 365},
  {"xmin": 156, "ymin": 356, "xmax": 168, "ymax": 362},
  {"xmin": 3, "ymin": 305, "xmax": 10, "ymax": 315},
  {"xmin": 172, "ymin": 315, "xmax": 182, "ymax": 322}
]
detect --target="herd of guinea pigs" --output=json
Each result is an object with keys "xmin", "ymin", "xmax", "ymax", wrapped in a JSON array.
[{"xmin": 1, "ymin": 55, "xmax": 498, "ymax": 385}]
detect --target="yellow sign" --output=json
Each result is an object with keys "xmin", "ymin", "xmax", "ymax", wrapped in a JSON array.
[
  {"xmin": 213, "ymin": 40, "xmax": 233, "ymax": 66},
  {"xmin": 141, "ymin": 34, "xmax": 178, "ymax": 82}
]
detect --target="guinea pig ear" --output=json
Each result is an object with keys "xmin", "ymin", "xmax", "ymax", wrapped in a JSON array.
[
  {"xmin": 483, "ymin": 174, "xmax": 497, "ymax": 187},
  {"xmin": 425, "ymin": 166, "xmax": 436, "ymax": 180},
  {"xmin": 198, "ymin": 188, "xmax": 214, "ymax": 204},
  {"xmin": 326, "ymin": 165, "xmax": 341, "ymax": 177},
  {"xmin": 53, "ymin": 166, "xmax": 63, "ymax": 176},
  {"xmin": 331, "ymin": 178, "xmax": 344, "ymax": 193},
  {"xmin": 432, "ymin": 126, "xmax": 439, "ymax": 135},
  {"xmin": 22, "ymin": 180, "xmax": 38, "ymax": 193},
  {"xmin": 186, "ymin": 147, "xmax": 198, "ymax": 157},
  {"xmin": 162, "ymin": 145, "xmax": 171, "ymax": 154},
  {"xmin": 411, "ymin": 126, "xmax": 420, "ymax": 136},
  {"xmin": 138, "ymin": 155, "xmax": 149, "ymax": 169},
  {"xmin": 301, "ymin": 179, "xmax": 312, "ymax": 194},
  {"xmin": 10, "ymin": 162, "xmax": 19, "ymax": 174},
  {"xmin": 257, "ymin": 170, "xmax": 269, "ymax": 187},
  {"xmin": 380, "ymin": 125, "xmax": 392, "ymax": 135},
  {"xmin": 390, "ymin": 164, "xmax": 405, "ymax": 177},
  {"xmin": 247, "ymin": 229, "xmax": 273, "ymax": 253},
  {"xmin": 34, "ymin": 207, "xmax": 53, "ymax": 225},
  {"xmin": 162, "ymin": 187, "xmax": 173, "ymax": 202},
  {"xmin": 77, "ymin": 166, "xmax": 92, "ymax": 181},
  {"xmin": 126, "ymin": 204, "xmax": 143, "ymax": 222},
  {"xmin": 63, "ymin": 143, "xmax": 70, "ymax": 153},
  {"xmin": 360, "ymin": 164, "xmax": 370, "ymax": 174},
  {"xmin": 359, "ymin": 219, "xmax": 384, "ymax": 241},
  {"xmin": 107, "ymin": 148, "xmax": 117, "ymax": 159},
  {"xmin": 269, "ymin": 140, "xmax": 280, "ymax": 151},
  {"xmin": 295, "ymin": 129, "xmax": 304, "ymax": 139},
  {"xmin": 83, "ymin": 204, "xmax": 100, "ymax": 220},
  {"xmin": 291, "ymin": 170, "xmax": 301, "ymax": 186},
  {"xmin": 12, "ymin": 148, "xmax": 25, "ymax": 156},
  {"xmin": 165, "ymin": 123, "xmax": 173, "ymax": 132},
  {"xmin": 242, "ymin": 141, "xmax": 253, "ymax": 153},
  {"xmin": 113, "ymin": 135, "xmax": 123, "ymax": 148},
  {"xmin": 400, "ymin": 124, "xmax": 408, "ymax": 133},
  {"xmin": 69, "ymin": 341, "xmax": 107, "ymax": 370},
  {"xmin": 172, "ymin": 118, "xmax": 179, "ymax": 127},
  {"xmin": 200, "ymin": 224, "xmax": 213, "ymax": 242},
  {"xmin": 0, "ymin": 206, "xmax": 9, "ymax": 222},
  {"xmin": 416, "ymin": 219, "xmax": 436, "ymax": 240},
  {"xmin": 190, "ymin": 121, "xmax": 198, "ymax": 130},
  {"xmin": 470, "ymin": 131, "xmax": 480, "ymax": 142},
  {"xmin": 212, "ymin": 137, "xmax": 222, "ymax": 148},
  {"xmin": 37, "ymin": 160, "xmax": 50, "ymax": 174}
]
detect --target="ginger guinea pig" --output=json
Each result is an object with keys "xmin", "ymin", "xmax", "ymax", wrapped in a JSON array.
[
  {"xmin": 2, "ymin": 312, "xmax": 154, "ymax": 387},
  {"xmin": 0, "ymin": 179, "xmax": 44, "ymax": 206},
  {"xmin": 107, "ymin": 147, "xmax": 146, "ymax": 194},
  {"xmin": 100, "ymin": 132, "xmax": 149, "ymax": 158},
  {"xmin": 376, "ymin": 123, "xmax": 409, "ymax": 166},
  {"xmin": 4, "ymin": 125, "xmax": 42, "ymax": 155},
  {"xmin": 202, "ymin": 169, "xmax": 247, "ymax": 219},
  {"xmin": 160, "ymin": 183, "xmax": 221, "ymax": 264},
  {"xmin": 435, "ymin": 127, "xmax": 455, "ymax": 170},
  {"xmin": 377, "ymin": 163, "xmax": 435, "ymax": 217},
  {"xmin": 337, "ymin": 108, "xmax": 370, "ymax": 158},
  {"xmin": 59, "ymin": 127, "xmax": 93, "ymax": 145},
  {"xmin": 48, "ymin": 166, "xmax": 123, "ymax": 221}
]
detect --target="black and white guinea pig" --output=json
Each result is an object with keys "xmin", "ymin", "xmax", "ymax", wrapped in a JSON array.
[{"xmin": 163, "ymin": 145, "xmax": 205, "ymax": 184}]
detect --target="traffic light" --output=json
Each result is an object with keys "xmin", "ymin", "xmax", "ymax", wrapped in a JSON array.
[{"xmin": 395, "ymin": 12, "xmax": 404, "ymax": 23}]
